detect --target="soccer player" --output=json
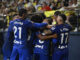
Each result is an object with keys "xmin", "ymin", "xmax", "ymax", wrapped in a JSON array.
[
  {"xmin": 52, "ymin": 11, "xmax": 61, "ymax": 26},
  {"xmin": 50, "ymin": 14, "xmax": 72, "ymax": 60},
  {"xmin": 33, "ymin": 19, "xmax": 57, "ymax": 60},
  {"xmin": 8, "ymin": 9, "xmax": 48, "ymax": 60},
  {"xmin": 2, "ymin": 14, "xmax": 19, "ymax": 60}
]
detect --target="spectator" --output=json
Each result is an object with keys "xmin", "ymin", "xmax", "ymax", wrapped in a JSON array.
[
  {"xmin": 59, "ymin": 2, "xmax": 67, "ymax": 11},
  {"xmin": 72, "ymin": 0, "xmax": 79, "ymax": 7},
  {"xmin": 50, "ymin": 1, "xmax": 57, "ymax": 10},
  {"xmin": 34, "ymin": 0, "xmax": 41, "ymax": 11},
  {"xmin": 41, "ymin": 2, "xmax": 51, "ymax": 11},
  {"xmin": 64, "ymin": 0, "xmax": 79, "ymax": 10},
  {"xmin": 24, "ymin": 0, "xmax": 29, "ymax": 8},
  {"xmin": 17, "ymin": 0, "xmax": 25, "ymax": 10},
  {"xmin": 68, "ymin": 1, "xmax": 73, "ymax": 7}
]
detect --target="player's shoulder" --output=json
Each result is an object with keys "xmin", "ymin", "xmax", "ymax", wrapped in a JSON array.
[
  {"xmin": 9, "ymin": 19, "xmax": 18, "ymax": 24},
  {"xmin": 65, "ymin": 23, "xmax": 72, "ymax": 28},
  {"xmin": 9, "ymin": 20, "xmax": 14, "ymax": 25},
  {"xmin": 65, "ymin": 23, "xmax": 70, "ymax": 26},
  {"xmin": 51, "ymin": 25, "xmax": 57, "ymax": 30},
  {"xmin": 24, "ymin": 19, "xmax": 32, "ymax": 23},
  {"xmin": 64, "ymin": 23, "xmax": 72, "ymax": 31}
]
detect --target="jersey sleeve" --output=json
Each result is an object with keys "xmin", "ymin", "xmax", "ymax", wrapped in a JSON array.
[
  {"xmin": 8, "ymin": 21, "xmax": 13, "ymax": 33},
  {"xmin": 7, "ymin": 21, "xmax": 14, "ymax": 43},
  {"xmin": 66, "ymin": 24, "xmax": 72, "ymax": 31},
  {"xmin": 26, "ymin": 20, "xmax": 33, "ymax": 28},
  {"xmin": 50, "ymin": 26, "xmax": 57, "ymax": 34},
  {"xmin": 68, "ymin": 25, "xmax": 72, "ymax": 31},
  {"xmin": 26, "ymin": 20, "xmax": 48, "ymax": 29}
]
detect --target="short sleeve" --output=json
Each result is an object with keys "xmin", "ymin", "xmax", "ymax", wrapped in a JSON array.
[
  {"xmin": 68, "ymin": 25, "xmax": 72, "ymax": 31},
  {"xmin": 66, "ymin": 24, "xmax": 72, "ymax": 31},
  {"xmin": 26, "ymin": 20, "xmax": 33, "ymax": 29},
  {"xmin": 7, "ymin": 21, "xmax": 14, "ymax": 44},
  {"xmin": 50, "ymin": 26, "xmax": 57, "ymax": 34},
  {"xmin": 8, "ymin": 21, "xmax": 14, "ymax": 32}
]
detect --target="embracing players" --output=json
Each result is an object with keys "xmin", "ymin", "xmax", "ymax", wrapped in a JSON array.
[
  {"xmin": 51, "ymin": 14, "xmax": 72, "ymax": 60},
  {"xmin": 7, "ymin": 8, "xmax": 49, "ymax": 60}
]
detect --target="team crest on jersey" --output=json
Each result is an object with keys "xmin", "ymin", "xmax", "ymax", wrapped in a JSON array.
[{"xmin": 51, "ymin": 27, "xmax": 55, "ymax": 30}]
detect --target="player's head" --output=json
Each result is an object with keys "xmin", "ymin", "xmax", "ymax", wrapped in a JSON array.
[
  {"xmin": 42, "ymin": 2, "xmax": 47, "ymax": 7},
  {"xmin": 31, "ymin": 14, "xmax": 43, "ymax": 23},
  {"xmin": 57, "ymin": 14, "xmax": 66, "ymax": 25},
  {"xmin": 44, "ymin": 17, "xmax": 52, "ymax": 25},
  {"xmin": 12, "ymin": 14, "xmax": 19, "ymax": 20},
  {"xmin": 54, "ymin": 11, "xmax": 61, "ymax": 19},
  {"xmin": 19, "ymin": 8, "xmax": 27, "ymax": 19}
]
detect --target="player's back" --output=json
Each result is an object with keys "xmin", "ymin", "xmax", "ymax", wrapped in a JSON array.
[
  {"xmin": 51, "ymin": 24, "xmax": 72, "ymax": 49},
  {"xmin": 56, "ymin": 24, "xmax": 72, "ymax": 48},
  {"xmin": 34, "ymin": 30, "xmax": 50, "ymax": 55},
  {"xmin": 11, "ymin": 19, "xmax": 32, "ymax": 47}
]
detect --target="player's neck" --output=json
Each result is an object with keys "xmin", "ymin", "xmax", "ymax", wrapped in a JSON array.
[
  {"xmin": 58, "ymin": 22, "xmax": 63, "ymax": 25},
  {"xmin": 19, "ymin": 17, "xmax": 26, "ymax": 20}
]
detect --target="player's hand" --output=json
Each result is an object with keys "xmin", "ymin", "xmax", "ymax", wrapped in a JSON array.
[
  {"xmin": 43, "ymin": 19, "xmax": 48, "ymax": 23},
  {"xmin": 53, "ymin": 34, "xmax": 57, "ymax": 38},
  {"xmin": 46, "ymin": 25, "xmax": 53, "ymax": 29},
  {"xmin": 44, "ymin": 30, "xmax": 52, "ymax": 35}
]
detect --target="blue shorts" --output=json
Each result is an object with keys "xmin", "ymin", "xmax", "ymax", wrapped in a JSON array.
[
  {"xmin": 10, "ymin": 45, "xmax": 32, "ymax": 60},
  {"xmin": 52, "ymin": 48, "xmax": 68, "ymax": 60},
  {"xmin": 33, "ymin": 53, "xmax": 49, "ymax": 60}
]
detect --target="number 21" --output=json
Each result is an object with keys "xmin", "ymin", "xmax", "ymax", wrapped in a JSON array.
[{"xmin": 14, "ymin": 26, "xmax": 22, "ymax": 39}]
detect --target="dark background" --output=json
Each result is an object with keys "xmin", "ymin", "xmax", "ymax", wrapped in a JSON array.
[{"xmin": 69, "ymin": 32, "xmax": 80, "ymax": 60}]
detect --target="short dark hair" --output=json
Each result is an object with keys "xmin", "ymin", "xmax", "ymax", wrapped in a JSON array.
[
  {"xmin": 43, "ymin": 2, "xmax": 47, "ymax": 5},
  {"xmin": 58, "ymin": 14, "xmax": 66, "ymax": 23},
  {"xmin": 54, "ymin": 11, "xmax": 61, "ymax": 16},
  {"xmin": 46, "ymin": 17, "xmax": 52, "ymax": 25},
  {"xmin": 52, "ymin": 1, "xmax": 56, "ymax": 4},
  {"xmin": 19, "ymin": 9, "xmax": 27, "ymax": 16},
  {"xmin": 31, "ymin": 14, "xmax": 43, "ymax": 23},
  {"xmin": 12, "ymin": 14, "xmax": 18, "ymax": 18}
]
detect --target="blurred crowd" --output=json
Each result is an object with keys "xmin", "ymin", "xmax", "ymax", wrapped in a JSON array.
[
  {"xmin": 0, "ymin": 0, "xmax": 80, "ymax": 14},
  {"xmin": 0, "ymin": 0, "xmax": 80, "ymax": 59},
  {"xmin": 0, "ymin": 0, "xmax": 80, "ymax": 30}
]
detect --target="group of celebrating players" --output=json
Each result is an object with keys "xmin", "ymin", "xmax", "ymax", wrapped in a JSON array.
[{"xmin": 2, "ymin": 8, "xmax": 72, "ymax": 60}]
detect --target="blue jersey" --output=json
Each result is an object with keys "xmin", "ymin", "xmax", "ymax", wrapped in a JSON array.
[
  {"xmin": 34, "ymin": 31, "xmax": 50, "ymax": 55},
  {"xmin": 7, "ymin": 19, "xmax": 47, "ymax": 48},
  {"xmin": 51, "ymin": 24, "xmax": 72, "ymax": 49}
]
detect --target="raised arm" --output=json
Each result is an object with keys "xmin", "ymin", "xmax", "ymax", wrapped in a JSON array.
[{"xmin": 37, "ymin": 33, "xmax": 57, "ymax": 40}]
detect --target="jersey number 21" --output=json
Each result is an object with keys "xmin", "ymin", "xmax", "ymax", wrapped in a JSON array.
[{"xmin": 13, "ymin": 26, "xmax": 22, "ymax": 39}]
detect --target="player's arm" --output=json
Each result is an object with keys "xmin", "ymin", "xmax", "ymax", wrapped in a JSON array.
[
  {"xmin": 4, "ymin": 21, "xmax": 14, "ymax": 50},
  {"xmin": 43, "ymin": 25, "xmax": 57, "ymax": 35},
  {"xmin": 7, "ymin": 21, "xmax": 14, "ymax": 42},
  {"xmin": 27, "ymin": 20, "xmax": 48, "ymax": 29},
  {"xmin": 37, "ymin": 33, "xmax": 57, "ymax": 40},
  {"xmin": 33, "ymin": 23, "xmax": 48, "ymax": 29},
  {"xmin": 37, "ymin": 26, "xmax": 58, "ymax": 40},
  {"xmin": 66, "ymin": 23, "xmax": 73, "ymax": 31},
  {"xmin": 43, "ymin": 30, "xmax": 52, "ymax": 35}
]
